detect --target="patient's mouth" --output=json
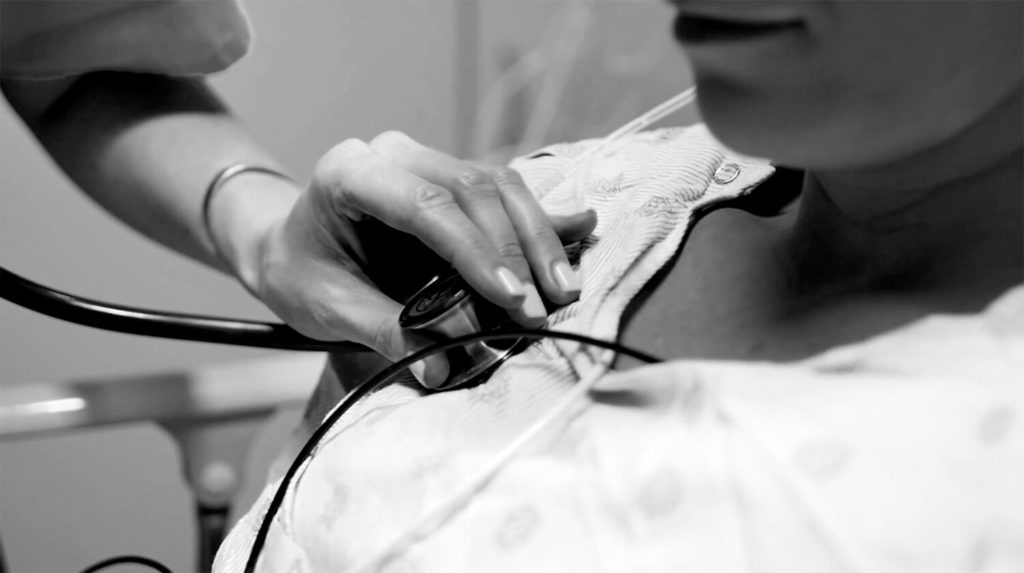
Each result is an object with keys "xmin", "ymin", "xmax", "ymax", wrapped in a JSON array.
[{"xmin": 673, "ymin": 12, "xmax": 804, "ymax": 45}]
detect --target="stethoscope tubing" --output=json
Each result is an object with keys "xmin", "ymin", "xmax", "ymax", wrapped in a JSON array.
[
  {"xmin": 0, "ymin": 267, "xmax": 368, "ymax": 353},
  {"xmin": 0, "ymin": 267, "xmax": 666, "ymax": 572},
  {"xmin": 1, "ymin": 266, "xmax": 666, "ymax": 570},
  {"xmin": 1, "ymin": 88, "xmax": 695, "ymax": 573},
  {"xmin": 242, "ymin": 327, "xmax": 663, "ymax": 573}
]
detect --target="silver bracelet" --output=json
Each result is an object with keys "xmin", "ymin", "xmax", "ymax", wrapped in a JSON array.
[{"xmin": 201, "ymin": 163, "xmax": 294, "ymax": 265}]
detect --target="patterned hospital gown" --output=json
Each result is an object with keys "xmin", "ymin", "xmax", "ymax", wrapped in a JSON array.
[{"xmin": 216, "ymin": 125, "xmax": 1024, "ymax": 573}]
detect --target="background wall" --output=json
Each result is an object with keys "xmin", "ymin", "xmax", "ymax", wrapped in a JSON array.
[{"xmin": 0, "ymin": 1, "xmax": 692, "ymax": 570}]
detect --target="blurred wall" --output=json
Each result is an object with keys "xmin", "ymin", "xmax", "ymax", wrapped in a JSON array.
[
  {"xmin": 0, "ymin": 3, "xmax": 461, "ymax": 571},
  {"xmin": 473, "ymin": 1, "xmax": 695, "ymax": 161},
  {"xmin": 0, "ymin": 1, "xmax": 691, "ymax": 571}
]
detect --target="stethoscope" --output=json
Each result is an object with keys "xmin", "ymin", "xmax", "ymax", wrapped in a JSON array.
[
  {"xmin": 0, "ymin": 262, "xmax": 650, "ymax": 386},
  {"xmin": 0, "ymin": 264, "xmax": 663, "ymax": 573},
  {"xmin": 0, "ymin": 88, "xmax": 698, "ymax": 572},
  {"xmin": 0, "ymin": 86, "xmax": 696, "ymax": 386},
  {"xmin": 0, "ymin": 86, "xmax": 696, "ymax": 389}
]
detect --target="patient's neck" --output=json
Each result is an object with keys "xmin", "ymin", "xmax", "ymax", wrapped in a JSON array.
[{"xmin": 785, "ymin": 90, "xmax": 1023, "ymax": 308}]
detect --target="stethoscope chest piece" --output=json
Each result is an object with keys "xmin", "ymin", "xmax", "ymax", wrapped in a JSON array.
[{"xmin": 399, "ymin": 272, "xmax": 527, "ymax": 390}]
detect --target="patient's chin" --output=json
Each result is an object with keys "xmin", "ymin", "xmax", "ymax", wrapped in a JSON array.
[
  {"xmin": 701, "ymin": 106, "xmax": 885, "ymax": 172},
  {"xmin": 695, "ymin": 76, "xmax": 876, "ymax": 170}
]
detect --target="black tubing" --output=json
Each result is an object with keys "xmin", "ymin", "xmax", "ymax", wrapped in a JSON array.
[
  {"xmin": 244, "ymin": 328, "xmax": 663, "ymax": 572},
  {"xmin": 79, "ymin": 555, "xmax": 172, "ymax": 573},
  {"xmin": 0, "ymin": 267, "xmax": 369, "ymax": 353}
]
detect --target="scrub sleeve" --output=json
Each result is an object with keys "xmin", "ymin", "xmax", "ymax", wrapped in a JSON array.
[{"xmin": 1, "ymin": 0, "xmax": 251, "ymax": 79}]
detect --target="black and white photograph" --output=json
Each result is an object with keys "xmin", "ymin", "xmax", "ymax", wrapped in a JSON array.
[{"xmin": 1, "ymin": 1, "xmax": 1021, "ymax": 571}]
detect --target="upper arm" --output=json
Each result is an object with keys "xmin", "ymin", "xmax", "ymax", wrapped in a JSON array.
[
  {"xmin": 0, "ymin": 0, "xmax": 250, "ymax": 81},
  {"xmin": 1, "ymin": 0, "xmax": 249, "ymax": 127}
]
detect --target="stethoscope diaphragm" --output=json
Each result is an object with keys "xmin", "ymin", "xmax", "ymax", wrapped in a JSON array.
[{"xmin": 399, "ymin": 272, "xmax": 528, "ymax": 390}]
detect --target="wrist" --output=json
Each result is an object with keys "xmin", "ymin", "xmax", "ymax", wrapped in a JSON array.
[{"xmin": 206, "ymin": 169, "xmax": 301, "ymax": 295}]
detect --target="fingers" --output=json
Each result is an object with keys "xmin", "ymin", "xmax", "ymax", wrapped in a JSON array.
[
  {"xmin": 313, "ymin": 131, "xmax": 597, "ymax": 329},
  {"xmin": 313, "ymin": 138, "xmax": 529, "ymax": 311},
  {"xmin": 551, "ymin": 210, "xmax": 599, "ymax": 245},
  {"xmin": 474, "ymin": 163, "xmax": 594, "ymax": 306},
  {"xmin": 268, "ymin": 132, "xmax": 600, "ymax": 390},
  {"xmin": 368, "ymin": 131, "xmax": 589, "ymax": 313},
  {"xmin": 372, "ymin": 135, "xmax": 546, "ymax": 322}
]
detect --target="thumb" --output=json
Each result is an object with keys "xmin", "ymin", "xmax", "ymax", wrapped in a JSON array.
[
  {"xmin": 370, "ymin": 316, "xmax": 452, "ymax": 389},
  {"xmin": 286, "ymin": 273, "xmax": 452, "ymax": 390},
  {"xmin": 550, "ymin": 209, "xmax": 598, "ymax": 244}
]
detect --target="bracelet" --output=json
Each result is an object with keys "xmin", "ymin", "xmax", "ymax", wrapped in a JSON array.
[{"xmin": 201, "ymin": 164, "xmax": 295, "ymax": 265}]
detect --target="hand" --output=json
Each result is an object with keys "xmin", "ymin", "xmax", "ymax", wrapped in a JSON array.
[{"xmin": 247, "ymin": 131, "xmax": 596, "ymax": 387}]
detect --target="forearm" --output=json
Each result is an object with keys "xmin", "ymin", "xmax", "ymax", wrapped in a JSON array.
[{"xmin": 1, "ymin": 72, "xmax": 299, "ymax": 283}]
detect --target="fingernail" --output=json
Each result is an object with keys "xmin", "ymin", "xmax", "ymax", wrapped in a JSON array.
[
  {"xmin": 495, "ymin": 266, "xmax": 526, "ymax": 299},
  {"xmin": 520, "ymin": 283, "xmax": 547, "ymax": 323},
  {"xmin": 569, "ymin": 208, "xmax": 597, "ymax": 223},
  {"xmin": 552, "ymin": 260, "xmax": 581, "ymax": 296}
]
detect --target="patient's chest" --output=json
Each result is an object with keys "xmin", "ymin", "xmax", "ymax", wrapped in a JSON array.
[
  {"xmin": 220, "ymin": 129, "xmax": 1024, "ymax": 573},
  {"xmin": 617, "ymin": 206, "xmax": 794, "ymax": 363}
]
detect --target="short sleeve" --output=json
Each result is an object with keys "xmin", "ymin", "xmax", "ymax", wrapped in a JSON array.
[{"xmin": 1, "ymin": 0, "xmax": 251, "ymax": 80}]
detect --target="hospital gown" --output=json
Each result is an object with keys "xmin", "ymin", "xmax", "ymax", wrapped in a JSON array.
[{"xmin": 215, "ymin": 125, "xmax": 1024, "ymax": 573}]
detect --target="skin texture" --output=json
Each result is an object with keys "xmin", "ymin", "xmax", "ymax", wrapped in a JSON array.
[
  {"xmin": 1, "ymin": 73, "xmax": 596, "ymax": 388},
  {"xmin": 619, "ymin": 0, "xmax": 1023, "ymax": 362},
  {"xmin": 675, "ymin": 0, "xmax": 1023, "ymax": 171}
]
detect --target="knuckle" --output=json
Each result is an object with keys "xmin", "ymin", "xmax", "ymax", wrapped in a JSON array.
[
  {"xmin": 454, "ymin": 171, "xmax": 503, "ymax": 206},
  {"xmin": 455, "ymin": 168, "xmax": 491, "ymax": 190},
  {"xmin": 369, "ymin": 130, "xmax": 412, "ymax": 153},
  {"xmin": 328, "ymin": 137, "xmax": 368, "ymax": 161},
  {"xmin": 457, "ymin": 174, "xmax": 501, "ymax": 205},
  {"xmin": 315, "ymin": 138, "xmax": 366, "ymax": 183},
  {"xmin": 495, "ymin": 240, "xmax": 526, "ymax": 260},
  {"xmin": 529, "ymin": 223, "xmax": 560, "ymax": 245},
  {"xmin": 491, "ymin": 166, "xmax": 524, "ymax": 187},
  {"xmin": 411, "ymin": 183, "xmax": 456, "ymax": 212}
]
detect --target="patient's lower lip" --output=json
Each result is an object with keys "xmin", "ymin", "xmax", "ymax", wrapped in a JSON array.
[{"xmin": 674, "ymin": 13, "xmax": 803, "ymax": 45}]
